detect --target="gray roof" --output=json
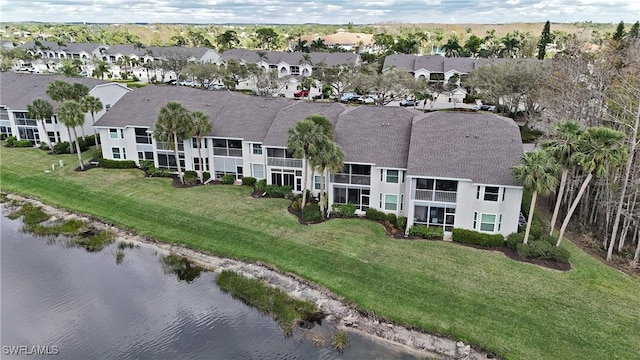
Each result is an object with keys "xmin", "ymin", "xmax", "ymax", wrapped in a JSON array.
[
  {"xmin": 384, "ymin": 54, "xmax": 508, "ymax": 73},
  {"xmin": 263, "ymin": 101, "xmax": 346, "ymax": 147},
  {"xmin": 334, "ymin": 106, "xmax": 415, "ymax": 168},
  {"xmin": 146, "ymin": 46, "xmax": 214, "ymax": 60},
  {"xmin": 61, "ymin": 42, "xmax": 103, "ymax": 54},
  {"xmin": 0, "ymin": 72, "xmax": 110, "ymax": 111},
  {"xmin": 407, "ymin": 112, "xmax": 522, "ymax": 186},
  {"xmin": 221, "ymin": 49, "xmax": 358, "ymax": 67},
  {"xmin": 94, "ymin": 85, "xmax": 292, "ymax": 142}
]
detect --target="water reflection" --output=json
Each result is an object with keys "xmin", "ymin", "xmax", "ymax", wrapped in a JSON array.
[
  {"xmin": 1, "ymin": 208, "xmax": 424, "ymax": 360},
  {"xmin": 161, "ymin": 254, "xmax": 203, "ymax": 283}
]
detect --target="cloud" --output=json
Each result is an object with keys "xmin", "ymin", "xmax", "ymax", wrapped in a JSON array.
[{"xmin": 0, "ymin": 0, "xmax": 635, "ymax": 23}]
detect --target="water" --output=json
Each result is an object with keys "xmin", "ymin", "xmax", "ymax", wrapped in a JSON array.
[{"xmin": 1, "ymin": 209, "xmax": 424, "ymax": 359}]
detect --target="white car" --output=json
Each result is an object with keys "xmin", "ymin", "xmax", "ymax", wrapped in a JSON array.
[{"xmin": 208, "ymin": 83, "xmax": 225, "ymax": 90}]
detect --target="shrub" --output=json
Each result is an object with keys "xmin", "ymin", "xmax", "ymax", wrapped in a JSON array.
[
  {"xmin": 98, "ymin": 158, "xmax": 137, "ymax": 169},
  {"xmin": 183, "ymin": 172, "xmax": 198, "ymax": 185},
  {"xmin": 529, "ymin": 240, "xmax": 552, "ymax": 258},
  {"xmin": 386, "ymin": 213, "xmax": 397, "ymax": 224},
  {"xmin": 87, "ymin": 148, "xmax": 102, "ymax": 161},
  {"xmin": 53, "ymin": 141, "xmax": 69, "ymax": 153},
  {"xmin": 332, "ymin": 203, "xmax": 356, "ymax": 217},
  {"xmin": 517, "ymin": 241, "xmax": 570, "ymax": 262},
  {"xmin": 528, "ymin": 220, "xmax": 543, "ymax": 241},
  {"xmin": 452, "ymin": 228, "xmax": 504, "ymax": 247},
  {"xmin": 408, "ymin": 225, "xmax": 444, "ymax": 239},
  {"xmin": 396, "ymin": 216, "xmax": 407, "ymax": 230},
  {"xmin": 184, "ymin": 170, "xmax": 197, "ymax": 178},
  {"xmin": 14, "ymin": 139, "xmax": 34, "ymax": 147},
  {"xmin": 202, "ymin": 172, "xmax": 211, "ymax": 182},
  {"xmin": 39, "ymin": 142, "xmax": 50, "ymax": 150},
  {"xmin": 255, "ymin": 179, "xmax": 267, "ymax": 192},
  {"xmin": 301, "ymin": 203, "xmax": 321, "ymax": 222},
  {"xmin": 220, "ymin": 174, "xmax": 235, "ymax": 184},
  {"xmin": 242, "ymin": 177, "xmax": 257, "ymax": 187},
  {"xmin": 516, "ymin": 242, "xmax": 532, "ymax": 258},
  {"xmin": 291, "ymin": 198, "xmax": 303, "ymax": 211},
  {"xmin": 264, "ymin": 185, "xmax": 292, "ymax": 198},
  {"xmin": 5, "ymin": 136, "xmax": 17, "ymax": 147},
  {"xmin": 506, "ymin": 232, "xmax": 525, "ymax": 249},
  {"xmin": 147, "ymin": 167, "xmax": 171, "ymax": 177},
  {"xmin": 83, "ymin": 134, "xmax": 97, "ymax": 147},
  {"xmin": 365, "ymin": 208, "xmax": 387, "ymax": 221},
  {"xmin": 548, "ymin": 246, "xmax": 571, "ymax": 262},
  {"xmin": 139, "ymin": 160, "xmax": 154, "ymax": 172},
  {"xmin": 539, "ymin": 235, "xmax": 557, "ymax": 247}
]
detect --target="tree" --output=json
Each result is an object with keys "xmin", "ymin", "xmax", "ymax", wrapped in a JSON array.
[
  {"xmin": 287, "ymin": 119, "xmax": 325, "ymax": 210},
  {"xmin": 191, "ymin": 111, "xmax": 212, "ymax": 183},
  {"xmin": 216, "ymin": 30, "xmax": 239, "ymax": 51},
  {"xmin": 500, "ymin": 32, "xmax": 521, "ymax": 58},
  {"xmin": 537, "ymin": 20, "xmax": 553, "ymax": 60},
  {"xmin": 628, "ymin": 21, "xmax": 640, "ymax": 39},
  {"xmin": 311, "ymin": 140, "xmax": 344, "ymax": 218},
  {"xmin": 153, "ymin": 102, "xmax": 194, "ymax": 184},
  {"xmin": 57, "ymin": 101, "xmax": 86, "ymax": 169},
  {"xmin": 255, "ymin": 28, "xmax": 279, "ymax": 50},
  {"xmin": 27, "ymin": 98, "xmax": 54, "ymax": 151},
  {"xmin": 612, "ymin": 21, "xmax": 626, "ymax": 41},
  {"xmin": 46, "ymin": 80, "xmax": 77, "ymax": 153},
  {"xmin": 300, "ymin": 76, "xmax": 316, "ymax": 100},
  {"xmin": 556, "ymin": 127, "xmax": 628, "ymax": 246},
  {"xmin": 540, "ymin": 120, "xmax": 583, "ymax": 235},
  {"xmin": 442, "ymin": 35, "xmax": 462, "ymax": 57},
  {"xmin": 80, "ymin": 95, "xmax": 103, "ymax": 148},
  {"xmin": 57, "ymin": 59, "xmax": 80, "ymax": 77},
  {"xmin": 512, "ymin": 150, "xmax": 560, "ymax": 244},
  {"xmin": 463, "ymin": 35, "xmax": 483, "ymax": 57},
  {"xmin": 355, "ymin": 65, "xmax": 415, "ymax": 105},
  {"xmin": 312, "ymin": 62, "xmax": 360, "ymax": 100}
]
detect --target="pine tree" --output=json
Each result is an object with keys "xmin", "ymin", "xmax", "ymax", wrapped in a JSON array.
[
  {"xmin": 612, "ymin": 21, "xmax": 626, "ymax": 41},
  {"xmin": 537, "ymin": 20, "xmax": 553, "ymax": 60},
  {"xmin": 628, "ymin": 21, "xmax": 640, "ymax": 39}
]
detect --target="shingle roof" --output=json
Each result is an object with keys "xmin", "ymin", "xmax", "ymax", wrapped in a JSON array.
[
  {"xmin": 384, "ymin": 54, "xmax": 508, "ymax": 73},
  {"xmin": 220, "ymin": 49, "xmax": 358, "ymax": 67},
  {"xmin": 94, "ymin": 85, "xmax": 292, "ymax": 142},
  {"xmin": 407, "ymin": 112, "xmax": 522, "ymax": 186},
  {"xmin": 334, "ymin": 106, "xmax": 415, "ymax": 168},
  {"xmin": 0, "ymin": 72, "xmax": 110, "ymax": 111},
  {"xmin": 62, "ymin": 42, "xmax": 103, "ymax": 54},
  {"xmin": 263, "ymin": 101, "xmax": 346, "ymax": 147},
  {"xmin": 383, "ymin": 54, "xmax": 416, "ymax": 72}
]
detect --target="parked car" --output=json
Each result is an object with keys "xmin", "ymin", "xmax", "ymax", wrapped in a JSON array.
[
  {"xmin": 208, "ymin": 83, "xmax": 225, "ymax": 90},
  {"xmin": 164, "ymin": 79, "xmax": 177, "ymax": 85},
  {"xmin": 179, "ymin": 80, "xmax": 195, "ymax": 87},
  {"xmin": 340, "ymin": 92, "xmax": 360, "ymax": 103},
  {"xmin": 473, "ymin": 104, "xmax": 497, "ymax": 112},
  {"xmin": 358, "ymin": 96, "xmax": 376, "ymax": 104},
  {"xmin": 399, "ymin": 99, "xmax": 416, "ymax": 107},
  {"xmin": 294, "ymin": 90, "xmax": 309, "ymax": 98}
]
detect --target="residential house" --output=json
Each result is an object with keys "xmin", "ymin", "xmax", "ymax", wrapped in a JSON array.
[
  {"xmin": 94, "ymin": 85, "xmax": 523, "ymax": 236},
  {"xmin": 0, "ymin": 72, "xmax": 131, "ymax": 144}
]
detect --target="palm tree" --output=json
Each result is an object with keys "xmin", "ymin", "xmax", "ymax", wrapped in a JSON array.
[
  {"xmin": 287, "ymin": 119, "xmax": 325, "ymax": 209},
  {"xmin": 153, "ymin": 102, "xmax": 194, "ymax": 184},
  {"xmin": 310, "ymin": 140, "xmax": 345, "ymax": 218},
  {"xmin": 46, "ymin": 80, "xmax": 76, "ymax": 153},
  {"xmin": 191, "ymin": 111, "xmax": 212, "ymax": 183},
  {"xmin": 540, "ymin": 120, "xmax": 583, "ymax": 235},
  {"xmin": 80, "ymin": 95, "xmax": 103, "ymax": 148},
  {"xmin": 512, "ymin": 150, "xmax": 560, "ymax": 244},
  {"xmin": 27, "ymin": 98, "xmax": 54, "ymax": 151},
  {"xmin": 500, "ymin": 33, "xmax": 521, "ymax": 58},
  {"xmin": 442, "ymin": 35, "xmax": 462, "ymax": 57},
  {"xmin": 57, "ymin": 101, "xmax": 86, "ymax": 170},
  {"xmin": 556, "ymin": 127, "xmax": 628, "ymax": 247}
]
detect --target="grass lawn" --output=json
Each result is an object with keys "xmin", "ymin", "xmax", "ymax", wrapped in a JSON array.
[{"xmin": 2, "ymin": 146, "xmax": 639, "ymax": 360}]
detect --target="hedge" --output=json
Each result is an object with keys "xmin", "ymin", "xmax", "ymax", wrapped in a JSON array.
[
  {"xmin": 301, "ymin": 203, "xmax": 321, "ymax": 222},
  {"xmin": 408, "ymin": 225, "xmax": 444, "ymax": 239},
  {"xmin": 331, "ymin": 203, "xmax": 356, "ymax": 217},
  {"xmin": 506, "ymin": 232, "xmax": 525, "ymax": 249},
  {"xmin": 255, "ymin": 179, "xmax": 267, "ymax": 192},
  {"xmin": 516, "ymin": 241, "xmax": 570, "ymax": 262},
  {"xmin": 241, "ymin": 177, "xmax": 257, "ymax": 187},
  {"xmin": 365, "ymin": 208, "xmax": 387, "ymax": 221},
  {"xmin": 264, "ymin": 185, "xmax": 292, "ymax": 198},
  {"xmin": 98, "ymin": 158, "xmax": 137, "ymax": 169},
  {"xmin": 396, "ymin": 216, "xmax": 407, "ymax": 230},
  {"xmin": 452, "ymin": 228, "xmax": 504, "ymax": 247},
  {"xmin": 220, "ymin": 174, "xmax": 235, "ymax": 184}
]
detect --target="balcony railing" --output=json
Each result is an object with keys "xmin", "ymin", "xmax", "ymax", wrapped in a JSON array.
[
  {"xmin": 135, "ymin": 136, "xmax": 152, "ymax": 144},
  {"xmin": 413, "ymin": 189, "xmax": 457, "ymax": 203},
  {"xmin": 213, "ymin": 148, "xmax": 243, "ymax": 157},
  {"xmin": 331, "ymin": 174, "xmax": 371, "ymax": 185},
  {"xmin": 267, "ymin": 157, "xmax": 302, "ymax": 168}
]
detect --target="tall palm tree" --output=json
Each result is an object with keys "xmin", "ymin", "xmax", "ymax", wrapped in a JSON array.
[
  {"xmin": 512, "ymin": 150, "xmax": 560, "ymax": 244},
  {"xmin": 310, "ymin": 140, "xmax": 345, "ymax": 218},
  {"xmin": 191, "ymin": 111, "xmax": 212, "ymax": 183},
  {"xmin": 153, "ymin": 102, "xmax": 193, "ymax": 184},
  {"xmin": 27, "ymin": 98, "xmax": 54, "ymax": 151},
  {"xmin": 46, "ymin": 80, "xmax": 76, "ymax": 153},
  {"xmin": 556, "ymin": 127, "xmax": 628, "ymax": 246},
  {"xmin": 57, "ymin": 101, "xmax": 86, "ymax": 170},
  {"xmin": 500, "ymin": 33, "xmax": 521, "ymax": 58},
  {"xmin": 540, "ymin": 120, "xmax": 583, "ymax": 235},
  {"xmin": 80, "ymin": 95, "xmax": 103, "ymax": 148},
  {"xmin": 287, "ymin": 119, "xmax": 325, "ymax": 209},
  {"xmin": 442, "ymin": 35, "xmax": 462, "ymax": 57}
]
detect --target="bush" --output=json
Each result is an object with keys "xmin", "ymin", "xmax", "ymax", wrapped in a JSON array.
[
  {"xmin": 242, "ymin": 177, "xmax": 257, "ymax": 187},
  {"xmin": 528, "ymin": 220, "xmax": 543, "ymax": 241},
  {"xmin": 255, "ymin": 179, "xmax": 267, "ymax": 192},
  {"xmin": 408, "ymin": 225, "xmax": 444, "ymax": 239},
  {"xmin": 452, "ymin": 228, "xmax": 504, "ymax": 247},
  {"xmin": 365, "ymin": 208, "xmax": 387, "ymax": 222},
  {"xmin": 39, "ymin": 142, "xmax": 50, "ymax": 150},
  {"xmin": 147, "ymin": 167, "xmax": 171, "ymax": 177},
  {"xmin": 98, "ymin": 158, "xmax": 137, "ymax": 169},
  {"xmin": 529, "ymin": 240, "xmax": 552, "ymax": 258},
  {"xmin": 183, "ymin": 172, "xmax": 198, "ymax": 185},
  {"xmin": 220, "ymin": 174, "xmax": 235, "ymax": 184},
  {"xmin": 517, "ymin": 240, "xmax": 570, "ymax": 262},
  {"xmin": 506, "ymin": 232, "xmax": 525, "ymax": 249},
  {"xmin": 548, "ymin": 246, "xmax": 571, "ymax": 262},
  {"xmin": 53, "ymin": 141, "xmax": 70, "ymax": 154},
  {"xmin": 386, "ymin": 213, "xmax": 397, "ymax": 224},
  {"xmin": 396, "ymin": 216, "xmax": 407, "ymax": 230},
  {"xmin": 14, "ymin": 139, "xmax": 34, "ymax": 147},
  {"xmin": 539, "ymin": 235, "xmax": 556, "ymax": 246},
  {"xmin": 139, "ymin": 160, "xmax": 154, "ymax": 172},
  {"xmin": 516, "ymin": 242, "xmax": 532, "ymax": 258},
  {"xmin": 184, "ymin": 170, "xmax": 197, "ymax": 178},
  {"xmin": 291, "ymin": 198, "xmax": 303, "ymax": 211},
  {"xmin": 5, "ymin": 136, "xmax": 17, "ymax": 147},
  {"xmin": 84, "ymin": 134, "xmax": 97, "ymax": 147},
  {"xmin": 332, "ymin": 203, "xmax": 356, "ymax": 217},
  {"xmin": 301, "ymin": 203, "xmax": 321, "ymax": 222},
  {"xmin": 202, "ymin": 172, "xmax": 211, "ymax": 182}
]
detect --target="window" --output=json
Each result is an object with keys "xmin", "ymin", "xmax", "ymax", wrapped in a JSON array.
[
  {"xmin": 379, "ymin": 193, "xmax": 383, "ymax": 208},
  {"xmin": 400, "ymin": 194, "xmax": 404, "ymax": 211},
  {"xmin": 386, "ymin": 170, "xmax": 399, "ymax": 183},
  {"xmin": 502, "ymin": 189, "xmax": 506, "ymax": 202},
  {"xmin": 252, "ymin": 163, "xmax": 265, "ymax": 179},
  {"xmin": 192, "ymin": 138, "xmax": 208, "ymax": 148},
  {"xmin": 112, "ymin": 147, "xmax": 121, "ymax": 159},
  {"xmin": 105, "ymin": 104, "xmax": 111, "ymax": 111},
  {"xmin": 136, "ymin": 128, "xmax": 151, "ymax": 144},
  {"xmin": 476, "ymin": 186, "xmax": 481, "ymax": 199},
  {"xmin": 480, "ymin": 214, "xmax": 496, "ymax": 232},
  {"xmin": 109, "ymin": 129, "xmax": 119, "ymax": 139},
  {"xmin": 252, "ymin": 144, "xmax": 262, "ymax": 155},
  {"xmin": 193, "ymin": 157, "xmax": 209, "ymax": 171},
  {"xmin": 384, "ymin": 194, "xmax": 397, "ymax": 211},
  {"xmin": 473, "ymin": 212, "xmax": 478, "ymax": 229},
  {"xmin": 484, "ymin": 186, "xmax": 499, "ymax": 202},
  {"xmin": 314, "ymin": 175, "xmax": 323, "ymax": 190},
  {"xmin": 498, "ymin": 214, "xmax": 503, "ymax": 231},
  {"xmin": 290, "ymin": 66, "xmax": 300, "ymax": 75}
]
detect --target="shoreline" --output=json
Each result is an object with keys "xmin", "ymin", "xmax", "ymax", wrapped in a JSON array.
[{"xmin": 5, "ymin": 193, "xmax": 488, "ymax": 360}]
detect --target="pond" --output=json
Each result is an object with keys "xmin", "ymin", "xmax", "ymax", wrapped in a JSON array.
[{"xmin": 0, "ymin": 207, "xmax": 425, "ymax": 359}]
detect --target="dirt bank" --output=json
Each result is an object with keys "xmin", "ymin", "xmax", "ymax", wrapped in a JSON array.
[{"xmin": 5, "ymin": 194, "xmax": 491, "ymax": 360}]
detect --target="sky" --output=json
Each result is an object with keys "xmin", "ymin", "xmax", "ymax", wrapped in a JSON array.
[{"xmin": 0, "ymin": 0, "xmax": 637, "ymax": 24}]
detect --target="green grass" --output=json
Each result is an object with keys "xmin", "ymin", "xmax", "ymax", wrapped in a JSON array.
[
  {"xmin": 216, "ymin": 270, "xmax": 322, "ymax": 336},
  {"xmin": 2, "ymin": 146, "xmax": 639, "ymax": 359}
]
